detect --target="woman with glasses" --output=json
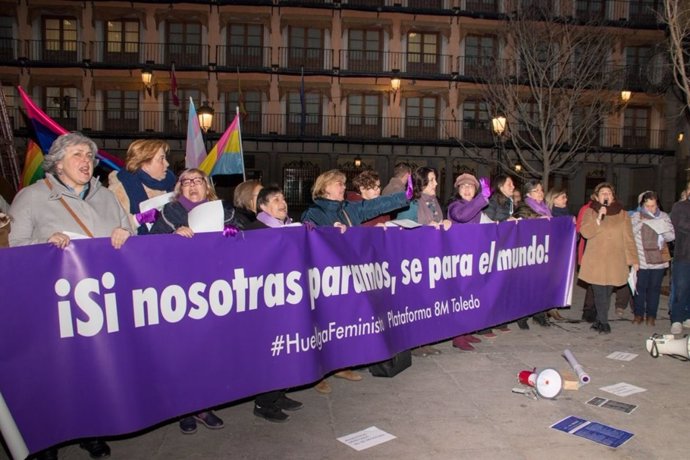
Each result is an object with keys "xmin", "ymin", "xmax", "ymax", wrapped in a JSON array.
[
  {"xmin": 346, "ymin": 169, "xmax": 390, "ymax": 227},
  {"xmin": 108, "ymin": 139, "xmax": 176, "ymax": 234},
  {"xmin": 150, "ymin": 168, "xmax": 238, "ymax": 237}
]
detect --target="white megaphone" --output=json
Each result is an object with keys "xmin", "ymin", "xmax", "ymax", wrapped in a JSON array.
[
  {"xmin": 517, "ymin": 368, "xmax": 563, "ymax": 399},
  {"xmin": 646, "ymin": 334, "xmax": 690, "ymax": 359}
]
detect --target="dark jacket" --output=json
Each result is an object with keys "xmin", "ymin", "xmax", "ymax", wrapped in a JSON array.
[
  {"xmin": 485, "ymin": 194, "xmax": 513, "ymax": 222},
  {"xmin": 150, "ymin": 200, "xmax": 238, "ymax": 234},
  {"xmin": 301, "ymin": 192, "xmax": 408, "ymax": 227},
  {"xmin": 671, "ymin": 199, "xmax": 690, "ymax": 262}
]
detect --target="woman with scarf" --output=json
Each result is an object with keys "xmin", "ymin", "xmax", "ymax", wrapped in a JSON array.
[
  {"xmin": 149, "ymin": 168, "xmax": 234, "ymax": 433},
  {"xmin": 485, "ymin": 175, "xmax": 516, "ymax": 222},
  {"xmin": 108, "ymin": 139, "xmax": 176, "ymax": 234},
  {"xmin": 150, "ymin": 168, "xmax": 238, "ymax": 237},
  {"xmin": 631, "ymin": 191, "xmax": 675, "ymax": 326},
  {"xmin": 447, "ymin": 173, "xmax": 493, "ymax": 351},
  {"xmin": 579, "ymin": 182, "xmax": 639, "ymax": 334}
]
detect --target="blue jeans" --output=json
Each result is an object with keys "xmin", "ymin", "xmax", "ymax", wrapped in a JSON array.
[
  {"xmin": 633, "ymin": 268, "xmax": 666, "ymax": 319},
  {"xmin": 670, "ymin": 260, "xmax": 690, "ymax": 324}
]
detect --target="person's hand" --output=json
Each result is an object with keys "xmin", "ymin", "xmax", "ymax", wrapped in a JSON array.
[
  {"xmin": 597, "ymin": 206, "xmax": 608, "ymax": 221},
  {"xmin": 633, "ymin": 263, "xmax": 639, "ymax": 272},
  {"xmin": 47, "ymin": 232, "xmax": 70, "ymax": 249},
  {"xmin": 334, "ymin": 222, "xmax": 347, "ymax": 234},
  {"xmin": 175, "ymin": 226, "xmax": 194, "ymax": 238},
  {"xmin": 442, "ymin": 219, "xmax": 452, "ymax": 230},
  {"xmin": 375, "ymin": 222, "xmax": 387, "ymax": 229},
  {"xmin": 110, "ymin": 227, "xmax": 131, "ymax": 249}
]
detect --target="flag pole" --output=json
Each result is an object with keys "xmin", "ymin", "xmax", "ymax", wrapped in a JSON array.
[{"xmin": 236, "ymin": 106, "xmax": 246, "ymax": 181}]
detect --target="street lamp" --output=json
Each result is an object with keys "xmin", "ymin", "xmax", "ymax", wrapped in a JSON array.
[
  {"xmin": 354, "ymin": 155, "xmax": 362, "ymax": 168},
  {"xmin": 620, "ymin": 90, "xmax": 632, "ymax": 103},
  {"xmin": 141, "ymin": 68, "xmax": 154, "ymax": 96},
  {"xmin": 197, "ymin": 101, "xmax": 214, "ymax": 132},
  {"xmin": 491, "ymin": 116, "xmax": 507, "ymax": 136}
]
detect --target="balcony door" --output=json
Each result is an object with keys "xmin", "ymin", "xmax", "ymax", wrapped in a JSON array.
[
  {"xmin": 288, "ymin": 27, "xmax": 324, "ymax": 70},
  {"xmin": 166, "ymin": 21, "xmax": 202, "ymax": 66},
  {"xmin": 44, "ymin": 87, "xmax": 77, "ymax": 131},
  {"xmin": 347, "ymin": 94, "xmax": 381, "ymax": 137},
  {"xmin": 105, "ymin": 91, "xmax": 139, "ymax": 133},
  {"xmin": 407, "ymin": 32, "xmax": 439, "ymax": 74},
  {"xmin": 623, "ymin": 106, "xmax": 650, "ymax": 149},
  {"xmin": 348, "ymin": 29, "xmax": 382, "ymax": 72},
  {"xmin": 105, "ymin": 20, "xmax": 139, "ymax": 65},
  {"xmin": 227, "ymin": 24, "xmax": 263, "ymax": 68},
  {"xmin": 405, "ymin": 96, "xmax": 437, "ymax": 139},
  {"xmin": 43, "ymin": 17, "xmax": 77, "ymax": 62}
]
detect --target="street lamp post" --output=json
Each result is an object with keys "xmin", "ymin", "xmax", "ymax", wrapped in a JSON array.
[{"xmin": 491, "ymin": 116, "xmax": 507, "ymax": 174}]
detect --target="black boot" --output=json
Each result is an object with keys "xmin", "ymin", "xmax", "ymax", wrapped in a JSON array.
[
  {"xmin": 533, "ymin": 313, "xmax": 550, "ymax": 327},
  {"xmin": 79, "ymin": 440, "xmax": 110, "ymax": 459},
  {"xmin": 517, "ymin": 318, "xmax": 529, "ymax": 330},
  {"xmin": 599, "ymin": 323, "xmax": 611, "ymax": 334},
  {"xmin": 590, "ymin": 320, "xmax": 602, "ymax": 331},
  {"xmin": 582, "ymin": 309, "xmax": 596, "ymax": 323}
]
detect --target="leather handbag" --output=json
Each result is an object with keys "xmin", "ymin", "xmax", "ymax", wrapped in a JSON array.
[{"xmin": 368, "ymin": 350, "xmax": 412, "ymax": 377}]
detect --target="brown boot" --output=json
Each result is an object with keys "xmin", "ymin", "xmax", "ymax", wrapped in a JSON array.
[
  {"xmin": 632, "ymin": 315, "xmax": 644, "ymax": 325},
  {"xmin": 646, "ymin": 317, "xmax": 656, "ymax": 326}
]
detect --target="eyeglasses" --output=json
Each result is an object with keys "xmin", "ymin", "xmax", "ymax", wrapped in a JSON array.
[{"xmin": 180, "ymin": 177, "xmax": 205, "ymax": 187}]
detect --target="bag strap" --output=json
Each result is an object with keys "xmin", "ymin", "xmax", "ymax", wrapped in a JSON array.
[
  {"xmin": 341, "ymin": 209, "xmax": 353, "ymax": 227},
  {"xmin": 44, "ymin": 178, "xmax": 95, "ymax": 238}
]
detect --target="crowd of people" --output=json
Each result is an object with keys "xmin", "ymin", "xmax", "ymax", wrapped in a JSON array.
[{"xmin": 3, "ymin": 132, "xmax": 690, "ymax": 459}]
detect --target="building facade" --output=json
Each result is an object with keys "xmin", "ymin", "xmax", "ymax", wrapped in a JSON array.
[{"xmin": 0, "ymin": 0, "xmax": 684, "ymax": 212}]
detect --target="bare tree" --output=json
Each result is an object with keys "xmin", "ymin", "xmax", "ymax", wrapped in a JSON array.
[
  {"xmin": 479, "ymin": 6, "xmax": 621, "ymax": 191},
  {"xmin": 663, "ymin": 0, "xmax": 690, "ymax": 113}
]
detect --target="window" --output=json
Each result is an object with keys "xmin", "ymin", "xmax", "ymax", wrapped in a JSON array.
[
  {"xmin": 462, "ymin": 100, "xmax": 491, "ymax": 144},
  {"xmin": 408, "ymin": 0, "xmax": 443, "ymax": 9},
  {"xmin": 405, "ymin": 96, "xmax": 437, "ymax": 139},
  {"xmin": 165, "ymin": 89, "xmax": 201, "ymax": 133},
  {"xmin": 625, "ymin": 46, "xmax": 652, "ymax": 89},
  {"xmin": 44, "ymin": 87, "xmax": 77, "ymax": 130},
  {"xmin": 166, "ymin": 21, "xmax": 202, "ymax": 66},
  {"xmin": 0, "ymin": 16, "xmax": 13, "ymax": 60},
  {"xmin": 288, "ymin": 27, "xmax": 324, "ymax": 70},
  {"xmin": 347, "ymin": 94, "xmax": 381, "ymax": 137},
  {"xmin": 572, "ymin": 106, "xmax": 601, "ymax": 147},
  {"xmin": 287, "ymin": 91, "xmax": 321, "ymax": 136},
  {"xmin": 226, "ymin": 90, "xmax": 262, "ymax": 134},
  {"xmin": 348, "ymin": 29, "xmax": 382, "ymax": 72},
  {"xmin": 517, "ymin": 101, "xmax": 541, "ymax": 142},
  {"xmin": 43, "ymin": 17, "xmax": 78, "ymax": 62},
  {"xmin": 407, "ymin": 32, "xmax": 438, "ymax": 74},
  {"xmin": 105, "ymin": 91, "xmax": 139, "ymax": 132},
  {"xmin": 105, "ymin": 20, "xmax": 139, "ymax": 65},
  {"xmin": 464, "ymin": 35, "xmax": 496, "ymax": 77},
  {"xmin": 623, "ymin": 106, "xmax": 650, "ymax": 148},
  {"xmin": 575, "ymin": 0, "xmax": 606, "ymax": 21},
  {"xmin": 465, "ymin": 1, "xmax": 499, "ymax": 14},
  {"xmin": 227, "ymin": 24, "xmax": 264, "ymax": 68},
  {"xmin": 629, "ymin": 0, "xmax": 660, "ymax": 24}
]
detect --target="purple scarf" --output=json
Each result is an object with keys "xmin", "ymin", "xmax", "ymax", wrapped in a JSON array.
[
  {"xmin": 525, "ymin": 196, "xmax": 552, "ymax": 218},
  {"xmin": 178, "ymin": 196, "xmax": 208, "ymax": 213},
  {"xmin": 257, "ymin": 211, "xmax": 292, "ymax": 228}
]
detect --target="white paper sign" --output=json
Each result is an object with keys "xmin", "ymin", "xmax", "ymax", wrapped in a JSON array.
[
  {"xmin": 606, "ymin": 352, "xmax": 638, "ymax": 362},
  {"xmin": 599, "ymin": 382, "xmax": 647, "ymax": 397},
  {"xmin": 139, "ymin": 192, "xmax": 174, "ymax": 213},
  {"xmin": 188, "ymin": 200, "xmax": 224, "ymax": 233},
  {"xmin": 384, "ymin": 219, "xmax": 421, "ymax": 229},
  {"xmin": 62, "ymin": 231, "xmax": 90, "ymax": 240},
  {"xmin": 337, "ymin": 426, "xmax": 396, "ymax": 451}
]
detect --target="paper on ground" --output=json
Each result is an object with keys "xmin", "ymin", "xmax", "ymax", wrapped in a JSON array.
[
  {"xmin": 599, "ymin": 382, "xmax": 646, "ymax": 397},
  {"xmin": 551, "ymin": 415, "xmax": 634, "ymax": 448},
  {"xmin": 337, "ymin": 426, "xmax": 396, "ymax": 451},
  {"xmin": 607, "ymin": 352, "xmax": 638, "ymax": 361},
  {"xmin": 188, "ymin": 200, "xmax": 224, "ymax": 233}
]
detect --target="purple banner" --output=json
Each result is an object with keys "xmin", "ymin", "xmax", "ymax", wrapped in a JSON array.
[{"xmin": 0, "ymin": 217, "xmax": 575, "ymax": 453}]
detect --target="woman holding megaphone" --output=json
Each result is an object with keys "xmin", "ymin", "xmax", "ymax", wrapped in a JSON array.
[{"xmin": 578, "ymin": 182, "xmax": 639, "ymax": 333}]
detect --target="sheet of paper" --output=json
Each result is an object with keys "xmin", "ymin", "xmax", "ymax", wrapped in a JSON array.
[
  {"xmin": 606, "ymin": 352, "xmax": 638, "ymax": 361},
  {"xmin": 599, "ymin": 382, "xmax": 646, "ymax": 397},
  {"xmin": 627, "ymin": 267, "xmax": 637, "ymax": 294},
  {"xmin": 587, "ymin": 397, "xmax": 638, "ymax": 414},
  {"xmin": 384, "ymin": 219, "xmax": 421, "ymax": 229},
  {"xmin": 337, "ymin": 426, "xmax": 396, "ymax": 451},
  {"xmin": 139, "ymin": 192, "xmax": 174, "ymax": 213},
  {"xmin": 188, "ymin": 200, "xmax": 224, "ymax": 233},
  {"xmin": 642, "ymin": 218, "xmax": 673, "ymax": 235},
  {"xmin": 551, "ymin": 416, "xmax": 634, "ymax": 448},
  {"xmin": 62, "ymin": 231, "xmax": 90, "ymax": 240}
]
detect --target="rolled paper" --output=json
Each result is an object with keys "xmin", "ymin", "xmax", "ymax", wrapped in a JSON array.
[
  {"xmin": 563, "ymin": 349, "xmax": 590, "ymax": 384},
  {"xmin": 135, "ymin": 208, "xmax": 159, "ymax": 225}
]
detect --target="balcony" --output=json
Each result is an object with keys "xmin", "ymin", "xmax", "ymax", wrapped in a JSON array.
[
  {"xmin": 0, "ymin": 38, "xmax": 20, "ymax": 62},
  {"xmin": 6, "ymin": 106, "xmax": 670, "ymax": 153},
  {"xmin": 278, "ymin": 47, "xmax": 334, "ymax": 72},
  {"xmin": 25, "ymin": 40, "xmax": 86, "ymax": 66},
  {"xmin": 216, "ymin": 45, "xmax": 272, "ymax": 71},
  {"xmin": 339, "ymin": 50, "xmax": 453, "ymax": 76}
]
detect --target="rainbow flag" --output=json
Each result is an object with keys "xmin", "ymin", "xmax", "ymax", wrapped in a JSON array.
[
  {"xmin": 185, "ymin": 97, "xmax": 206, "ymax": 169},
  {"xmin": 198, "ymin": 113, "xmax": 245, "ymax": 177},
  {"xmin": 20, "ymin": 140, "xmax": 45, "ymax": 188},
  {"xmin": 17, "ymin": 86, "xmax": 123, "ymax": 171}
]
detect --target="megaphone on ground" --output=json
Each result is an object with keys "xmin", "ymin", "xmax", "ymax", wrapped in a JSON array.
[
  {"xmin": 517, "ymin": 368, "xmax": 563, "ymax": 399},
  {"xmin": 646, "ymin": 334, "xmax": 690, "ymax": 359}
]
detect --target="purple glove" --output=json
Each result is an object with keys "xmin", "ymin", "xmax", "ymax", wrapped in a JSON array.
[
  {"xmin": 405, "ymin": 174, "xmax": 414, "ymax": 200},
  {"xmin": 303, "ymin": 221, "xmax": 316, "ymax": 231},
  {"xmin": 222, "ymin": 225, "xmax": 239, "ymax": 237},
  {"xmin": 479, "ymin": 177, "xmax": 491, "ymax": 200},
  {"xmin": 135, "ymin": 208, "xmax": 159, "ymax": 225}
]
